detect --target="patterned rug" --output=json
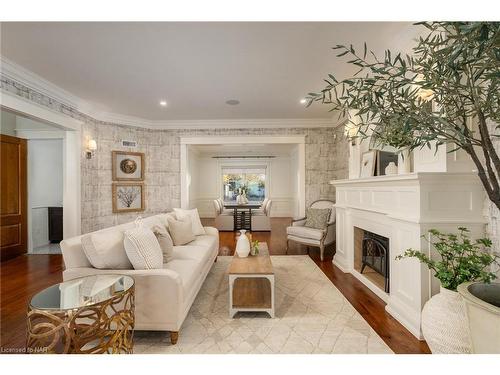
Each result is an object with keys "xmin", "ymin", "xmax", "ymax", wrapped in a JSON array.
[{"xmin": 134, "ymin": 256, "xmax": 393, "ymax": 354}]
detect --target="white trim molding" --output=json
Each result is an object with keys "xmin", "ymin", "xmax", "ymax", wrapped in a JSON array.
[
  {"xmin": 0, "ymin": 90, "xmax": 83, "ymax": 247},
  {"xmin": 1, "ymin": 56, "xmax": 338, "ymax": 130}
]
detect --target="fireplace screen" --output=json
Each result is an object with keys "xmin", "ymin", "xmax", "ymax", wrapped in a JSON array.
[{"xmin": 361, "ymin": 231, "xmax": 390, "ymax": 293}]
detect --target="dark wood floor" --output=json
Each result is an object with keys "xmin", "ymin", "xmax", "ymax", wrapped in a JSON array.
[{"xmin": 0, "ymin": 218, "xmax": 429, "ymax": 354}]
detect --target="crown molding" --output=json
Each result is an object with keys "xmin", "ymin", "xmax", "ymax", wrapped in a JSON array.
[{"xmin": 1, "ymin": 56, "xmax": 339, "ymax": 130}]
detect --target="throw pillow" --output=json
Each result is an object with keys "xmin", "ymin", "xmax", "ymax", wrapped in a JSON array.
[
  {"xmin": 81, "ymin": 230, "xmax": 132, "ymax": 269},
  {"xmin": 152, "ymin": 224, "xmax": 174, "ymax": 263},
  {"xmin": 173, "ymin": 208, "xmax": 205, "ymax": 236},
  {"xmin": 123, "ymin": 227, "xmax": 163, "ymax": 270},
  {"xmin": 167, "ymin": 217, "xmax": 196, "ymax": 246},
  {"xmin": 304, "ymin": 208, "xmax": 331, "ymax": 230}
]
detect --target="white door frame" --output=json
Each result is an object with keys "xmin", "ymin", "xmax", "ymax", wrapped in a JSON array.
[
  {"xmin": 1, "ymin": 93, "xmax": 83, "ymax": 250},
  {"xmin": 180, "ymin": 136, "xmax": 306, "ymax": 218}
]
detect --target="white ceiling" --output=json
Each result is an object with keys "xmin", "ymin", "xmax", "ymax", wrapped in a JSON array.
[
  {"xmin": 1, "ymin": 22, "xmax": 419, "ymax": 121},
  {"xmin": 189, "ymin": 143, "xmax": 297, "ymax": 157}
]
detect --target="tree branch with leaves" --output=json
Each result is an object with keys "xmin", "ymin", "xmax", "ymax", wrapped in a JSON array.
[{"xmin": 307, "ymin": 22, "xmax": 500, "ymax": 210}]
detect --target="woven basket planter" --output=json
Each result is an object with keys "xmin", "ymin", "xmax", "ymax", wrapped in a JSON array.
[{"xmin": 421, "ymin": 286, "xmax": 472, "ymax": 354}]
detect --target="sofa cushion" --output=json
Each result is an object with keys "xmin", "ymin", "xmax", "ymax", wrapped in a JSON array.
[
  {"xmin": 286, "ymin": 225, "xmax": 325, "ymax": 240},
  {"xmin": 189, "ymin": 234, "xmax": 218, "ymax": 250},
  {"xmin": 173, "ymin": 208, "xmax": 205, "ymax": 236},
  {"xmin": 152, "ymin": 224, "xmax": 174, "ymax": 263},
  {"xmin": 167, "ymin": 217, "xmax": 195, "ymax": 245},
  {"xmin": 124, "ymin": 227, "xmax": 163, "ymax": 270},
  {"xmin": 172, "ymin": 244, "xmax": 213, "ymax": 263},
  {"xmin": 304, "ymin": 208, "xmax": 331, "ymax": 230},
  {"xmin": 81, "ymin": 230, "xmax": 132, "ymax": 269}
]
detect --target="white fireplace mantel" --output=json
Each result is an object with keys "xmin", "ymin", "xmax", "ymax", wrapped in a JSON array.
[{"xmin": 329, "ymin": 172, "xmax": 486, "ymax": 339}]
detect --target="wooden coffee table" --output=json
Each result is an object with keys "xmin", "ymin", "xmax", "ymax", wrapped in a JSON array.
[{"xmin": 228, "ymin": 242, "xmax": 275, "ymax": 318}]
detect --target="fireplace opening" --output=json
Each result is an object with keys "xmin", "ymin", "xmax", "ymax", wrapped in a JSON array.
[{"xmin": 354, "ymin": 227, "xmax": 390, "ymax": 293}]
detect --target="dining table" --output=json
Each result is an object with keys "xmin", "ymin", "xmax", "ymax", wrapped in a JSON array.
[{"xmin": 223, "ymin": 202, "xmax": 262, "ymax": 231}]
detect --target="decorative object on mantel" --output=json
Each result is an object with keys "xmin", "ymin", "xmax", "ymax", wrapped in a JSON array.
[
  {"xmin": 112, "ymin": 183, "xmax": 145, "ymax": 213},
  {"xmin": 112, "ymin": 151, "xmax": 145, "ymax": 181},
  {"xmin": 360, "ymin": 150, "xmax": 376, "ymax": 178},
  {"xmin": 306, "ymin": 22, "xmax": 500, "ymax": 211},
  {"xmin": 396, "ymin": 227, "xmax": 499, "ymax": 354},
  {"xmin": 384, "ymin": 162, "xmax": 398, "ymax": 175},
  {"xmin": 235, "ymin": 230, "xmax": 251, "ymax": 258},
  {"xmin": 397, "ymin": 149, "xmax": 411, "ymax": 174},
  {"xmin": 458, "ymin": 282, "xmax": 500, "ymax": 353},
  {"xmin": 376, "ymin": 150, "xmax": 398, "ymax": 175}
]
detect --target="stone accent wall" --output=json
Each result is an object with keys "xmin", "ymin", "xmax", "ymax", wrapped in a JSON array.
[{"xmin": 1, "ymin": 76, "xmax": 348, "ymax": 234}]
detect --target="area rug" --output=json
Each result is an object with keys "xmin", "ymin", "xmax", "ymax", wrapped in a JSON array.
[{"xmin": 134, "ymin": 256, "xmax": 393, "ymax": 354}]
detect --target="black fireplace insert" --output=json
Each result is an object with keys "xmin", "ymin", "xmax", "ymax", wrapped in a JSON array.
[{"xmin": 361, "ymin": 231, "xmax": 390, "ymax": 293}]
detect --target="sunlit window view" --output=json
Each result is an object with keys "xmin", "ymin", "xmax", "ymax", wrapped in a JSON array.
[{"xmin": 222, "ymin": 168, "xmax": 266, "ymax": 202}]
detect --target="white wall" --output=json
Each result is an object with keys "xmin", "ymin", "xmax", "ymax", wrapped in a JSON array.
[
  {"xmin": 189, "ymin": 152, "xmax": 297, "ymax": 218},
  {"xmin": 28, "ymin": 139, "xmax": 63, "ymax": 248}
]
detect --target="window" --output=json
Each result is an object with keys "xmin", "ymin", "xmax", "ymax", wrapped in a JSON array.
[{"xmin": 222, "ymin": 167, "xmax": 266, "ymax": 202}]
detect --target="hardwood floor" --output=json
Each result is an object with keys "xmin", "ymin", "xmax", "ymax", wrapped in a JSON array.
[{"xmin": 0, "ymin": 218, "xmax": 430, "ymax": 354}]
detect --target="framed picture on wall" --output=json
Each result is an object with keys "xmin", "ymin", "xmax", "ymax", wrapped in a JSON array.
[
  {"xmin": 360, "ymin": 150, "xmax": 376, "ymax": 178},
  {"xmin": 112, "ymin": 151, "xmax": 145, "ymax": 181},
  {"xmin": 112, "ymin": 183, "xmax": 145, "ymax": 213}
]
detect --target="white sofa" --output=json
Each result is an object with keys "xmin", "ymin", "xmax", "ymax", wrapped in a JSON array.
[{"xmin": 60, "ymin": 212, "xmax": 219, "ymax": 344}]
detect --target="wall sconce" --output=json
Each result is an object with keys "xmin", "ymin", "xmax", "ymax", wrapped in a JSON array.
[{"xmin": 86, "ymin": 139, "xmax": 97, "ymax": 159}]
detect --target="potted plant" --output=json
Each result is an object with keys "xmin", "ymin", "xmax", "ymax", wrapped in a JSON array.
[
  {"xmin": 307, "ymin": 22, "xmax": 500, "ymax": 211},
  {"xmin": 457, "ymin": 281, "xmax": 500, "ymax": 353},
  {"xmin": 396, "ymin": 227, "xmax": 499, "ymax": 353}
]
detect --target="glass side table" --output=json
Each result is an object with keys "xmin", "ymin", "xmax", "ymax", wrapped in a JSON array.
[{"xmin": 26, "ymin": 274, "xmax": 135, "ymax": 354}]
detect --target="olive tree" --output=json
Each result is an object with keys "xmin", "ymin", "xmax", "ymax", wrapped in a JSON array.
[{"xmin": 307, "ymin": 22, "xmax": 500, "ymax": 210}]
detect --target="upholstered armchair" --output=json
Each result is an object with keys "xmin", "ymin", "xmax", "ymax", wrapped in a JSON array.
[
  {"xmin": 286, "ymin": 199, "xmax": 336, "ymax": 261},
  {"xmin": 213, "ymin": 199, "xmax": 234, "ymax": 231}
]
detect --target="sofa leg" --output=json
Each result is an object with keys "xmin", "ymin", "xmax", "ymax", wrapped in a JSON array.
[
  {"xmin": 320, "ymin": 244, "xmax": 324, "ymax": 261},
  {"xmin": 286, "ymin": 240, "xmax": 289, "ymax": 255},
  {"xmin": 170, "ymin": 331, "xmax": 179, "ymax": 345}
]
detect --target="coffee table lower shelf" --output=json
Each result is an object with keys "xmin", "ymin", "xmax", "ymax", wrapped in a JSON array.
[{"xmin": 228, "ymin": 274, "xmax": 275, "ymax": 318}]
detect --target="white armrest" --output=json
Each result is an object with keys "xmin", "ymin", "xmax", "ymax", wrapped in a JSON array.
[{"xmin": 203, "ymin": 226, "xmax": 219, "ymax": 238}]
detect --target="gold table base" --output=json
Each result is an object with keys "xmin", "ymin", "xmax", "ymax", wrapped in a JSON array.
[{"xmin": 26, "ymin": 285, "xmax": 135, "ymax": 354}]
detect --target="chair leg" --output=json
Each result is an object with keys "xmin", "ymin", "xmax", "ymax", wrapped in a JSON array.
[
  {"xmin": 286, "ymin": 239, "xmax": 289, "ymax": 255},
  {"xmin": 320, "ymin": 243, "xmax": 325, "ymax": 261},
  {"xmin": 170, "ymin": 331, "xmax": 179, "ymax": 345}
]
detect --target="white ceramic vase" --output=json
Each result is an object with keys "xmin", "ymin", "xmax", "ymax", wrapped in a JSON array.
[
  {"xmin": 235, "ymin": 230, "xmax": 251, "ymax": 258},
  {"xmin": 398, "ymin": 149, "xmax": 411, "ymax": 174},
  {"xmin": 421, "ymin": 286, "xmax": 471, "ymax": 354},
  {"xmin": 458, "ymin": 282, "xmax": 500, "ymax": 353}
]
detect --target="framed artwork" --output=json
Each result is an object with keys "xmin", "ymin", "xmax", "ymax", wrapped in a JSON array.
[
  {"xmin": 360, "ymin": 150, "xmax": 376, "ymax": 178},
  {"xmin": 376, "ymin": 150, "xmax": 398, "ymax": 176},
  {"xmin": 112, "ymin": 183, "xmax": 145, "ymax": 213},
  {"xmin": 112, "ymin": 151, "xmax": 144, "ymax": 181}
]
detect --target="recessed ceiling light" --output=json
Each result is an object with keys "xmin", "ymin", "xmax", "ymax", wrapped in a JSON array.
[
  {"xmin": 159, "ymin": 100, "xmax": 167, "ymax": 107},
  {"xmin": 300, "ymin": 98, "xmax": 307, "ymax": 104},
  {"xmin": 225, "ymin": 99, "xmax": 240, "ymax": 106}
]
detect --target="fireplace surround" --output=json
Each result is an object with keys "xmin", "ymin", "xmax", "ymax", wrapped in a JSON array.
[{"xmin": 330, "ymin": 172, "xmax": 486, "ymax": 339}]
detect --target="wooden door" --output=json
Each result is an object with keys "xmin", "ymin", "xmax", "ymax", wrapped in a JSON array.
[{"xmin": 1, "ymin": 134, "xmax": 27, "ymax": 261}]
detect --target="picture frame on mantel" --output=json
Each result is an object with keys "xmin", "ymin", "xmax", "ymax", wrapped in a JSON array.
[
  {"xmin": 112, "ymin": 151, "xmax": 145, "ymax": 181},
  {"xmin": 360, "ymin": 150, "xmax": 376, "ymax": 178},
  {"xmin": 112, "ymin": 183, "xmax": 145, "ymax": 213}
]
